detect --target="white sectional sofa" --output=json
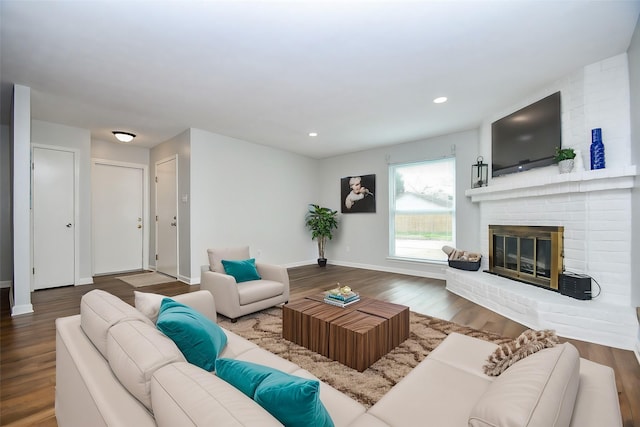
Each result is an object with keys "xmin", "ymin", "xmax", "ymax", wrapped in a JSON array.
[{"xmin": 55, "ymin": 289, "xmax": 623, "ymax": 427}]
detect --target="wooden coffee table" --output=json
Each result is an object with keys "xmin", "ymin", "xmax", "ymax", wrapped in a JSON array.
[{"xmin": 282, "ymin": 295, "xmax": 410, "ymax": 372}]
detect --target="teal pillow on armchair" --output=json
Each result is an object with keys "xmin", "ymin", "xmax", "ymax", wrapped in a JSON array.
[{"xmin": 221, "ymin": 258, "xmax": 261, "ymax": 283}]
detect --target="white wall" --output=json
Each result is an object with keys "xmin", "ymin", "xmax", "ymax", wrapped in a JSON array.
[
  {"xmin": 318, "ymin": 129, "xmax": 480, "ymax": 279},
  {"xmin": 91, "ymin": 139, "xmax": 150, "ymax": 165},
  {"xmin": 0, "ymin": 125, "xmax": 12, "ymax": 287},
  {"xmin": 189, "ymin": 128, "xmax": 320, "ymax": 283},
  {"xmin": 628, "ymin": 14, "xmax": 640, "ymax": 309},
  {"xmin": 31, "ymin": 120, "xmax": 93, "ymax": 284},
  {"xmin": 11, "ymin": 85, "xmax": 32, "ymax": 315},
  {"xmin": 149, "ymin": 130, "xmax": 191, "ymax": 281}
]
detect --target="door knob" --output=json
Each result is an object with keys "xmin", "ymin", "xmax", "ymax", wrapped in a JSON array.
[{"xmin": 66, "ymin": 223, "xmax": 72, "ymax": 228}]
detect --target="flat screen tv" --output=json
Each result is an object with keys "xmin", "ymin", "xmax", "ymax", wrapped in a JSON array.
[{"xmin": 491, "ymin": 91, "xmax": 561, "ymax": 177}]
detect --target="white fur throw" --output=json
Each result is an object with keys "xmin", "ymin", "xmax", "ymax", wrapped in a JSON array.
[{"xmin": 483, "ymin": 329, "xmax": 559, "ymax": 376}]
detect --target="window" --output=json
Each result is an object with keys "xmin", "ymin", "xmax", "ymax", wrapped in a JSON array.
[{"xmin": 389, "ymin": 158, "xmax": 455, "ymax": 262}]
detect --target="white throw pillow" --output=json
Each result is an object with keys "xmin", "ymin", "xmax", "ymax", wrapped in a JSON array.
[
  {"xmin": 134, "ymin": 291, "xmax": 166, "ymax": 323},
  {"xmin": 469, "ymin": 343, "xmax": 580, "ymax": 427},
  {"xmin": 134, "ymin": 290, "xmax": 218, "ymax": 324}
]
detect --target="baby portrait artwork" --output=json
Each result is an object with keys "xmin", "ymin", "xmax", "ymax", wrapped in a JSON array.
[{"xmin": 341, "ymin": 174, "xmax": 376, "ymax": 213}]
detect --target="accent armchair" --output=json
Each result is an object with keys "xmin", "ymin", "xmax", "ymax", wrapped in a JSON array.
[{"xmin": 200, "ymin": 246, "xmax": 290, "ymax": 322}]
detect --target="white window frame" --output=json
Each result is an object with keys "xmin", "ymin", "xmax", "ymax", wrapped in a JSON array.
[{"xmin": 388, "ymin": 157, "xmax": 456, "ymax": 263}]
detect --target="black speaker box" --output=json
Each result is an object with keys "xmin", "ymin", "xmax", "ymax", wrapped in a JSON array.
[{"xmin": 559, "ymin": 273, "xmax": 592, "ymax": 300}]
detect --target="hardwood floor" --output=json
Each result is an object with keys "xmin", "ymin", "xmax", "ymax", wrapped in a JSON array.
[{"xmin": 1, "ymin": 264, "xmax": 638, "ymax": 426}]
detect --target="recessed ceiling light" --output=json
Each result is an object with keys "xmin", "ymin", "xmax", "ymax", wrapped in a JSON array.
[
  {"xmin": 112, "ymin": 131, "xmax": 136, "ymax": 143},
  {"xmin": 433, "ymin": 97, "xmax": 448, "ymax": 104},
  {"xmin": 308, "ymin": 132, "xmax": 318, "ymax": 137}
]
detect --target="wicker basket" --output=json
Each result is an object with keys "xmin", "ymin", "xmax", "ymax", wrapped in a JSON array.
[{"xmin": 448, "ymin": 257, "xmax": 481, "ymax": 271}]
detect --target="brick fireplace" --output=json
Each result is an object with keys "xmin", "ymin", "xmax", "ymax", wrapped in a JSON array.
[{"xmin": 446, "ymin": 166, "xmax": 638, "ymax": 350}]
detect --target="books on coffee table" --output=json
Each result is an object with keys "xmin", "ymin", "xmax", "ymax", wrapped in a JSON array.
[
  {"xmin": 324, "ymin": 285, "xmax": 360, "ymax": 307},
  {"xmin": 323, "ymin": 296, "xmax": 360, "ymax": 308}
]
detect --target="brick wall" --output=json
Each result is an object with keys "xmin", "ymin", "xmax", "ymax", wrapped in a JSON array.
[{"xmin": 479, "ymin": 189, "xmax": 632, "ymax": 305}]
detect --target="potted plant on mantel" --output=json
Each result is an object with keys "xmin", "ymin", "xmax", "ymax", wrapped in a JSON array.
[
  {"xmin": 554, "ymin": 147, "xmax": 576, "ymax": 174},
  {"xmin": 305, "ymin": 204, "xmax": 338, "ymax": 267}
]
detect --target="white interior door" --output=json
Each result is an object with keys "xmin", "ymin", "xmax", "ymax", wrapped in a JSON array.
[
  {"xmin": 92, "ymin": 162, "xmax": 144, "ymax": 274},
  {"xmin": 156, "ymin": 157, "xmax": 178, "ymax": 278},
  {"xmin": 33, "ymin": 147, "xmax": 75, "ymax": 289}
]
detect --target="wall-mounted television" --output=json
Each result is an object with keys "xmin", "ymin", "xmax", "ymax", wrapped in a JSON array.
[{"xmin": 491, "ymin": 91, "xmax": 561, "ymax": 177}]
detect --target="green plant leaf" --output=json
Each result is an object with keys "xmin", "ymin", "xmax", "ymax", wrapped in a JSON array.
[{"xmin": 305, "ymin": 204, "xmax": 339, "ymax": 258}]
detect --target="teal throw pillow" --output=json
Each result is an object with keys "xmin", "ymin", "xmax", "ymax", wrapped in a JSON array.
[
  {"xmin": 215, "ymin": 359, "xmax": 334, "ymax": 427},
  {"xmin": 215, "ymin": 358, "xmax": 274, "ymax": 398},
  {"xmin": 156, "ymin": 298, "xmax": 227, "ymax": 371},
  {"xmin": 221, "ymin": 258, "xmax": 261, "ymax": 283}
]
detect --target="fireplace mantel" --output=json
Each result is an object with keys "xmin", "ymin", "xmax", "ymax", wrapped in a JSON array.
[{"xmin": 465, "ymin": 166, "xmax": 637, "ymax": 203}]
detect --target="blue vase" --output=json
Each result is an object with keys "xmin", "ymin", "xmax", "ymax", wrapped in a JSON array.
[{"xmin": 590, "ymin": 128, "xmax": 605, "ymax": 170}]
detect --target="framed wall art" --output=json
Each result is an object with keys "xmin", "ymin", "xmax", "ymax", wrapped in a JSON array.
[{"xmin": 341, "ymin": 174, "xmax": 376, "ymax": 213}]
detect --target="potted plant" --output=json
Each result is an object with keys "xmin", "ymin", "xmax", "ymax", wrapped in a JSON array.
[
  {"xmin": 305, "ymin": 204, "xmax": 338, "ymax": 267},
  {"xmin": 554, "ymin": 147, "xmax": 576, "ymax": 174}
]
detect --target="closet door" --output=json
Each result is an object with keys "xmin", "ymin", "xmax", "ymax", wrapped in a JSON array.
[
  {"xmin": 156, "ymin": 156, "xmax": 178, "ymax": 278},
  {"xmin": 33, "ymin": 147, "xmax": 75, "ymax": 289}
]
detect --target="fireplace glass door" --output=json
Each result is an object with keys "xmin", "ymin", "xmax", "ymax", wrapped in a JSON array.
[{"xmin": 489, "ymin": 225, "xmax": 563, "ymax": 290}]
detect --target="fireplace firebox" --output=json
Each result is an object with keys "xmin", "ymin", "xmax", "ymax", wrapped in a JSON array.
[{"xmin": 488, "ymin": 225, "xmax": 564, "ymax": 290}]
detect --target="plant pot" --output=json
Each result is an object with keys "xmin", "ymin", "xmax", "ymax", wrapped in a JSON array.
[
  {"xmin": 558, "ymin": 159, "xmax": 574, "ymax": 174},
  {"xmin": 317, "ymin": 258, "xmax": 327, "ymax": 267}
]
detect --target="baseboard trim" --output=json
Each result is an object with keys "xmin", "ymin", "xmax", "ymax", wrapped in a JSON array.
[
  {"xmin": 11, "ymin": 303, "xmax": 34, "ymax": 316},
  {"xmin": 197, "ymin": 259, "xmax": 446, "ymax": 283},
  {"xmin": 178, "ymin": 274, "xmax": 197, "ymax": 285},
  {"xmin": 280, "ymin": 259, "xmax": 447, "ymax": 280},
  {"xmin": 283, "ymin": 259, "xmax": 318, "ymax": 268},
  {"xmin": 0, "ymin": 280, "xmax": 11, "ymax": 289},
  {"xmin": 329, "ymin": 260, "xmax": 447, "ymax": 281},
  {"xmin": 635, "ymin": 341, "xmax": 640, "ymax": 366},
  {"xmin": 76, "ymin": 277, "xmax": 94, "ymax": 286}
]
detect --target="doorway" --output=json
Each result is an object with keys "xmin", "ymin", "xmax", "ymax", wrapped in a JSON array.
[
  {"xmin": 155, "ymin": 156, "xmax": 178, "ymax": 278},
  {"xmin": 92, "ymin": 160, "xmax": 147, "ymax": 275},
  {"xmin": 32, "ymin": 146, "xmax": 77, "ymax": 289}
]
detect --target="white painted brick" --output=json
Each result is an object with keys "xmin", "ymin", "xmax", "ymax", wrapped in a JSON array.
[
  {"xmin": 478, "ymin": 178, "xmax": 633, "ymax": 332},
  {"xmin": 564, "ymin": 260, "xmax": 587, "ymax": 272},
  {"xmin": 565, "ymin": 222, "xmax": 588, "ymax": 233},
  {"xmin": 588, "ymin": 251, "xmax": 628, "ymax": 265},
  {"xmin": 588, "ymin": 240, "xmax": 630, "ymax": 253},
  {"xmin": 588, "ymin": 210, "xmax": 629, "ymax": 222},
  {"xmin": 592, "ymin": 190, "xmax": 630, "ymax": 201},
  {"xmin": 445, "ymin": 269, "xmax": 637, "ymax": 348},
  {"xmin": 588, "ymin": 230, "xmax": 629, "ymax": 240}
]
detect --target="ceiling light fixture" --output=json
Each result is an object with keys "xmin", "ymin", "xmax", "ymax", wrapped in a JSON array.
[
  {"xmin": 308, "ymin": 132, "xmax": 318, "ymax": 137},
  {"xmin": 112, "ymin": 131, "xmax": 136, "ymax": 143},
  {"xmin": 433, "ymin": 97, "xmax": 448, "ymax": 104}
]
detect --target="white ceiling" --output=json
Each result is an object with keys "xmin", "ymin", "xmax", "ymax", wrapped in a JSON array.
[{"xmin": 1, "ymin": 1, "xmax": 639, "ymax": 159}]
